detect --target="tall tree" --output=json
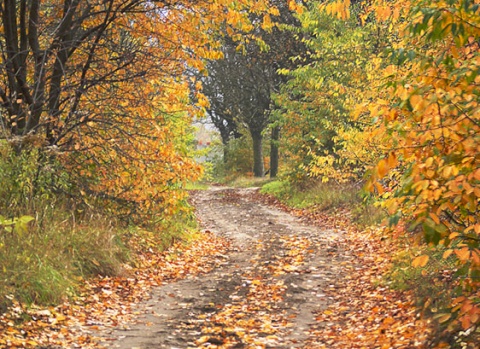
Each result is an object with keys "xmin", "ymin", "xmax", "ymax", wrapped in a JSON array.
[
  {"xmin": 0, "ymin": 0, "xmax": 278, "ymax": 219},
  {"xmin": 274, "ymin": 0, "xmax": 385, "ymax": 184},
  {"xmin": 202, "ymin": 0, "xmax": 306, "ymax": 177}
]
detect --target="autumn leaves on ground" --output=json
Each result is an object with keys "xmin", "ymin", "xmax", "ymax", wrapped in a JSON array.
[
  {"xmin": 1, "ymin": 187, "xmax": 432, "ymax": 348},
  {"xmin": 0, "ymin": 0, "xmax": 479, "ymax": 348}
]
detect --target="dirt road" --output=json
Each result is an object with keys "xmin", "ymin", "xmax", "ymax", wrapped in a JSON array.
[{"xmin": 102, "ymin": 187, "xmax": 345, "ymax": 348}]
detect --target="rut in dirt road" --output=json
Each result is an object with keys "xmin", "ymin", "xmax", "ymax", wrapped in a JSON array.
[{"xmin": 102, "ymin": 187, "xmax": 345, "ymax": 348}]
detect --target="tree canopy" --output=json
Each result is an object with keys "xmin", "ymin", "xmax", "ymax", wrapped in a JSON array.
[
  {"xmin": 0, "ymin": 0, "xmax": 280, "ymax": 218},
  {"xmin": 272, "ymin": 0, "xmax": 480, "ymax": 344},
  {"xmin": 201, "ymin": 0, "xmax": 307, "ymax": 177}
]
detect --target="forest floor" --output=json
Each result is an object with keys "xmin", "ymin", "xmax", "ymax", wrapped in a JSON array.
[
  {"xmin": 96, "ymin": 186, "xmax": 432, "ymax": 349},
  {"xmin": 0, "ymin": 186, "xmax": 432, "ymax": 349},
  {"xmin": 99, "ymin": 186, "xmax": 343, "ymax": 349}
]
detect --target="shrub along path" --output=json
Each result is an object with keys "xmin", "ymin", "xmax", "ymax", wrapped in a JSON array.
[{"xmin": 0, "ymin": 187, "xmax": 432, "ymax": 348}]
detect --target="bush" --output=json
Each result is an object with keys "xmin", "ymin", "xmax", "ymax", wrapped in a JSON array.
[
  {"xmin": 261, "ymin": 180, "xmax": 292, "ymax": 201},
  {"xmin": 0, "ymin": 141, "xmax": 71, "ymax": 216},
  {"xmin": 0, "ymin": 143, "xmax": 128, "ymax": 307},
  {"xmin": 0, "ymin": 209, "xmax": 128, "ymax": 306},
  {"xmin": 209, "ymin": 136, "xmax": 254, "ymax": 181}
]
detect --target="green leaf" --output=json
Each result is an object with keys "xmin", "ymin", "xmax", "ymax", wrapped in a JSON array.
[
  {"xmin": 423, "ymin": 221, "xmax": 441, "ymax": 245},
  {"xmin": 18, "ymin": 215, "xmax": 34, "ymax": 224}
]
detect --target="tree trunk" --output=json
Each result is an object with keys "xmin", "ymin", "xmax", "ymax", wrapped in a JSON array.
[
  {"xmin": 270, "ymin": 126, "xmax": 279, "ymax": 178},
  {"xmin": 223, "ymin": 145, "xmax": 229, "ymax": 164},
  {"xmin": 219, "ymin": 130, "xmax": 230, "ymax": 164},
  {"xmin": 251, "ymin": 131, "xmax": 264, "ymax": 177}
]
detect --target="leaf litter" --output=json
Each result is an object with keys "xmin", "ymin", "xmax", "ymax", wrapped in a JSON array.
[
  {"xmin": 0, "ymin": 231, "xmax": 231, "ymax": 348},
  {"xmin": 1, "ymin": 187, "xmax": 434, "ymax": 348}
]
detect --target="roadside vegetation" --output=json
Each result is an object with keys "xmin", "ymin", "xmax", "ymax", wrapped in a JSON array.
[
  {"xmin": 261, "ymin": 180, "xmax": 385, "ymax": 227},
  {"xmin": 0, "ymin": 0, "xmax": 276, "ymax": 315},
  {"xmin": 0, "ymin": 144, "xmax": 195, "ymax": 310},
  {"xmin": 1, "ymin": 0, "xmax": 478, "ymax": 348}
]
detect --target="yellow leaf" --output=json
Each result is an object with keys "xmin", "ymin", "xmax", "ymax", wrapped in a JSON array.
[
  {"xmin": 425, "ymin": 157, "xmax": 434, "ymax": 167},
  {"xmin": 412, "ymin": 255, "xmax": 429, "ymax": 267},
  {"xmin": 374, "ymin": 181, "xmax": 384, "ymax": 195},
  {"xmin": 473, "ymin": 168, "xmax": 480, "ymax": 180},
  {"xmin": 261, "ymin": 14, "xmax": 272, "ymax": 30},
  {"xmin": 449, "ymin": 232, "xmax": 460, "ymax": 240},
  {"xmin": 387, "ymin": 152, "xmax": 398, "ymax": 168},
  {"xmin": 472, "ymin": 250, "xmax": 480, "ymax": 266},
  {"xmin": 429, "ymin": 212, "xmax": 440, "ymax": 225},
  {"xmin": 377, "ymin": 159, "xmax": 389, "ymax": 178},
  {"xmin": 442, "ymin": 166, "xmax": 452, "ymax": 178},
  {"xmin": 410, "ymin": 94, "xmax": 424, "ymax": 111},
  {"xmin": 91, "ymin": 258, "xmax": 100, "ymax": 266},
  {"xmin": 454, "ymin": 247, "xmax": 471, "ymax": 262},
  {"xmin": 442, "ymin": 249, "xmax": 453, "ymax": 259},
  {"xmin": 383, "ymin": 316, "xmax": 395, "ymax": 325},
  {"xmin": 283, "ymin": 264, "xmax": 298, "ymax": 272},
  {"xmin": 196, "ymin": 336, "xmax": 210, "ymax": 345},
  {"xmin": 436, "ymin": 313, "xmax": 451, "ymax": 323},
  {"xmin": 56, "ymin": 313, "xmax": 66, "ymax": 321}
]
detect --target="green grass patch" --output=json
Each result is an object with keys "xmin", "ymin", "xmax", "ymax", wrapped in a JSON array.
[
  {"xmin": 0, "ymin": 206, "xmax": 199, "ymax": 309},
  {"xmin": 146, "ymin": 208, "xmax": 199, "ymax": 250},
  {"xmin": 0, "ymin": 195, "xmax": 198, "ymax": 310},
  {"xmin": 0, "ymin": 144, "xmax": 130, "ymax": 307},
  {"xmin": 261, "ymin": 180, "xmax": 385, "ymax": 226},
  {"xmin": 228, "ymin": 176, "xmax": 275, "ymax": 188},
  {"xmin": 0, "ymin": 210, "xmax": 128, "ymax": 306},
  {"xmin": 185, "ymin": 181, "xmax": 209, "ymax": 191},
  {"xmin": 261, "ymin": 180, "xmax": 359, "ymax": 209}
]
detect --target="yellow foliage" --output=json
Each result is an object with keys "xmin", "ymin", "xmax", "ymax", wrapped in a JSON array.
[
  {"xmin": 411, "ymin": 255, "xmax": 429, "ymax": 268},
  {"xmin": 44, "ymin": 0, "xmax": 278, "ymax": 221},
  {"xmin": 302, "ymin": 1, "xmax": 479, "ymax": 340}
]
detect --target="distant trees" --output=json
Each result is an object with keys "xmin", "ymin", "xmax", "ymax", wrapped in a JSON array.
[
  {"xmin": 201, "ymin": 0, "xmax": 306, "ymax": 177},
  {"xmin": 0, "ymin": 0, "xmax": 279, "ymax": 218}
]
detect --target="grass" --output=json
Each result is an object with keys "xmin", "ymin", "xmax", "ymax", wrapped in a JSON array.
[
  {"xmin": 261, "ymin": 179, "xmax": 357, "ymax": 209},
  {"xmin": 0, "ymin": 206, "xmax": 199, "ymax": 309},
  {"xmin": 227, "ymin": 176, "xmax": 275, "ymax": 188},
  {"xmin": 0, "ymin": 209, "xmax": 129, "ymax": 307},
  {"xmin": 194, "ymin": 173, "xmax": 275, "ymax": 189},
  {"xmin": 0, "ymin": 144, "xmax": 203, "ymax": 310},
  {"xmin": 261, "ymin": 180, "xmax": 385, "ymax": 226},
  {"xmin": 185, "ymin": 181, "xmax": 210, "ymax": 190}
]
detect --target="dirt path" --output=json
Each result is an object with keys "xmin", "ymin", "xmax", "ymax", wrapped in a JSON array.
[{"xmin": 101, "ymin": 187, "xmax": 345, "ymax": 348}]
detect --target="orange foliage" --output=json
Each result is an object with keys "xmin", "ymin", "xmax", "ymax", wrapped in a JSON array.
[
  {"xmin": 309, "ymin": 0, "xmax": 479, "ymax": 345},
  {"xmin": 359, "ymin": 0, "xmax": 479, "ymax": 343},
  {"xmin": 0, "ymin": 0, "xmax": 280, "ymax": 221}
]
